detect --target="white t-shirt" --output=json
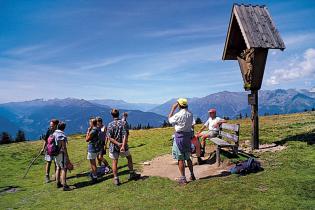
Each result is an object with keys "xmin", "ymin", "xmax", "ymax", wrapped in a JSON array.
[
  {"xmin": 204, "ymin": 117, "xmax": 222, "ymax": 131},
  {"xmin": 168, "ymin": 109, "xmax": 194, "ymax": 132}
]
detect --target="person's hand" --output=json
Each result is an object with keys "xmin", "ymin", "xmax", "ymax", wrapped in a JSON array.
[
  {"xmin": 213, "ymin": 123, "xmax": 219, "ymax": 128},
  {"xmin": 40, "ymin": 148, "xmax": 45, "ymax": 154},
  {"xmin": 120, "ymin": 145, "xmax": 125, "ymax": 152},
  {"xmin": 172, "ymin": 103, "xmax": 179, "ymax": 110},
  {"xmin": 117, "ymin": 142, "xmax": 123, "ymax": 147}
]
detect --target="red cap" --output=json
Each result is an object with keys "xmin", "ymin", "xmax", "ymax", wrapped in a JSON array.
[{"xmin": 208, "ymin": 108, "xmax": 216, "ymax": 113}]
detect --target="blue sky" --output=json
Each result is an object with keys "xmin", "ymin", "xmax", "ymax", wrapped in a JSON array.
[{"xmin": 0, "ymin": 0, "xmax": 315, "ymax": 104}]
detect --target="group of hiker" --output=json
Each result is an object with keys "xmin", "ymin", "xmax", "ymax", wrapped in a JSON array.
[
  {"xmin": 41, "ymin": 110, "xmax": 139, "ymax": 191},
  {"xmin": 40, "ymin": 98, "xmax": 225, "ymax": 188}
]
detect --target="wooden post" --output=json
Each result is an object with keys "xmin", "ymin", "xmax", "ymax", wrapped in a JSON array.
[{"xmin": 250, "ymin": 90, "xmax": 259, "ymax": 149}]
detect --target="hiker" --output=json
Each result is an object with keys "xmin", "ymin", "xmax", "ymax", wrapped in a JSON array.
[
  {"xmin": 197, "ymin": 109, "xmax": 226, "ymax": 156},
  {"xmin": 86, "ymin": 118, "xmax": 100, "ymax": 183},
  {"xmin": 121, "ymin": 112, "xmax": 130, "ymax": 135},
  {"xmin": 54, "ymin": 122, "xmax": 71, "ymax": 191},
  {"xmin": 41, "ymin": 119, "xmax": 59, "ymax": 183},
  {"xmin": 96, "ymin": 117, "xmax": 112, "ymax": 174},
  {"xmin": 168, "ymin": 98, "xmax": 196, "ymax": 184},
  {"xmin": 107, "ymin": 109, "xmax": 140, "ymax": 186}
]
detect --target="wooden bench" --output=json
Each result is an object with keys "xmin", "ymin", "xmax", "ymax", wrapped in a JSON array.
[{"xmin": 210, "ymin": 123, "xmax": 240, "ymax": 166}]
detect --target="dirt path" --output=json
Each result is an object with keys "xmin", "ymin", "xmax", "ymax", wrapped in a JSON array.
[{"xmin": 141, "ymin": 145, "xmax": 232, "ymax": 180}]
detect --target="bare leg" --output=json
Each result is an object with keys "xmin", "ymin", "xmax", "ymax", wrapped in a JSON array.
[
  {"xmin": 186, "ymin": 159, "xmax": 194, "ymax": 175},
  {"xmin": 89, "ymin": 159, "xmax": 97, "ymax": 177},
  {"xmin": 112, "ymin": 159, "xmax": 118, "ymax": 178},
  {"xmin": 46, "ymin": 161, "xmax": 51, "ymax": 176},
  {"xmin": 126, "ymin": 155, "xmax": 134, "ymax": 171},
  {"xmin": 55, "ymin": 167, "xmax": 61, "ymax": 183},
  {"xmin": 61, "ymin": 169, "xmax": 67, "ymax": 185},
  {"xmin": 178, "ymin": 160, "xmax": 185, "ymax": 177}
]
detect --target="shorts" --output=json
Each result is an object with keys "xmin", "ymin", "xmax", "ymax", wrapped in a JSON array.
[
  {"xmin": 99, "ymin": 147, "xmax": 106, "ymax": 156},
  {"xmin": 109, "ymin": 150, "xmax": 131, "ymax": 160},
  {"xmin": 172, "ymin": 141, "xmax": 191, "ymax": 161},
  {"xmin": 87, "ymin": 152, "xmax": 99, "ymax": 160},
  {"xmin": 55, "ymin": 153, "xmax": 68, "ymax": 169},
  {"xmin": 200, "ymin": 130, "xmax": 219, "ymax": 138},
  {"xmin": 44, "ymin": 153, "xmax": 53, "ymax": 162}
]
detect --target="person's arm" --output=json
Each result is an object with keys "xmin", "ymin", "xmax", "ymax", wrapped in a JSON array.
[
  {"xmin": 41, "ymin": 129, "xmax": 50, "ymax": 153},
  {"xmin": 120, "ymin": 124, "xmax": 128, "ymax": 152},
  {"xmin": 106, "ymin": 126, "xmax": 122, "ymax": 147},
  {"xmin": 85, "ymin": 127, "xmax": 92, "ymax": 142},
  {"xmin": 168, "ymin": 103, "xmax": 178, "ymax": 119},
  {"xmin": 214, "ymin": 118, "xmax": 227, "ymax": 128},
  {"xmin": 41, "ymin": 141, "xmax": 47, "ymax": 153},
  {"xmin": 197, "ymin": 125, "xmax": 207, "ymax": 135},
  {"xmin": 60, "ymin": 140, "xmax": 69, "ymax": 161}
]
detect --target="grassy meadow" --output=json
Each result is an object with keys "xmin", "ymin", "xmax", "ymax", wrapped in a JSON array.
[{"xmin": 0, "ymin": 111, "xmax": 315, "ymax": 209}]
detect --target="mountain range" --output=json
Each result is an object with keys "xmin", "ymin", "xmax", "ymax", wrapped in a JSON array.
[
  {"xmin": 0, "ymin": 99, "xmax": 166, "ymax": 140},
  {"xmin": 0, "ymin": 88, "xmax": 314, "ymax": 140}
]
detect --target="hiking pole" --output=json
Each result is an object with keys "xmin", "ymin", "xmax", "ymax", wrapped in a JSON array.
[{"xmin": 22, "ymin": 149, "xmax": 43, "ymax": 179}]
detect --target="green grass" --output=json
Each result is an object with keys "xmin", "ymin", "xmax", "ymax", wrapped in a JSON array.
[{"xmin": 0, "ymin": 111, "xmax": 315, "ymax": 210}]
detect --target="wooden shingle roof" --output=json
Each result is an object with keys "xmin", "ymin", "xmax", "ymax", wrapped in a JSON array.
[{"xmin": 223, "ymin": 4, "xmax": 285, "ymax": 60}]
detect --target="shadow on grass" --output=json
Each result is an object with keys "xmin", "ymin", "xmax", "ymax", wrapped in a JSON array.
[
  {"xmin": 199, "ymin": 171, "xmax": 231, "ymax": 180},
  {"xmin": 274, "ymin": 129, "xmax": 315, "ymax": 145},
  {"xmin": 129, "ymin": 143, "xmax": 146, "ymax": 149},
  {"xmin": 203, "ymin": 150, "xmax": 258, "ymax": 165},
  {"xmin": 67, "ymin": 164, "xmax": 128, "ymax": 180},
  {"xmin": 0, "ymin": 186, "xmax": 20, "ymax": 194}
]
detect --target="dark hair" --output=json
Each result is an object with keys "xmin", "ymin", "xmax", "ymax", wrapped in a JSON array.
[
  {"xmin": 90, "ymin": 118, "xmax": 97, "ymax": 126},
  {"xmin": 51, "ymin": 119, "xmax": 59, "ymax": 126},
  {"xmin": 179, "ymin": 104, "xmax": 188, "ymax": 109},
  {"xmin": 96, "ymin": 117, "xmax": 103, "ymax": 123},
  {"xmin": 111, "ymin": 109, "xmax": 119, "ymax": 118},
  {"xmin": 58, "ymin": 122, "xmax": 66, "ymax": 131},
  {"xmin": 123, "ymin": 112, "xmax": 128, "ymax": 117}
]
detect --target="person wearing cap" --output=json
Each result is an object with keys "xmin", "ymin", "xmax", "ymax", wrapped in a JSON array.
[
  {"xmin": 197, "ymin": 108, "xmax": 226, "ymax": 156},
  {"xmin": 168, "ymin": 98, "xmax": 196, "ymax": 185}
]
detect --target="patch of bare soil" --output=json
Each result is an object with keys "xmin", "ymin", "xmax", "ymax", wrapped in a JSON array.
[
  {"xmin": 240, "ymin": 141, "xmax": 287, "ymax": 153},
  {"xmin": 141, "ymin": 145, "xmax": 232, "ymax": 181}
]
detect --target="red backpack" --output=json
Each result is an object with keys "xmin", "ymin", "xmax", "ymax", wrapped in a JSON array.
[{"xmin": 46, "ymin": 134, "xmax": 60, "ymax": 156}]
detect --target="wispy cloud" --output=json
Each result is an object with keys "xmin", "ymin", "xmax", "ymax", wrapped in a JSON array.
[
  {"xmin": 267, "ymin": 48, "xmax": 315, "ymax": 85},
  {"xmin": 144, "ymin": 25, "xmax": 225, "ymax": 38},
  {"xmin": 283, "ymin": 31, "xmax": 315, "ymax": 46}
]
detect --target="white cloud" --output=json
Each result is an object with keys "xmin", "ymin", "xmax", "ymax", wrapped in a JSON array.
[
  {"xmin": 267, "ymin": 48, "xmax": 315, "ymax": 85},
  {"xmin": 283, "ymin": 31, "xmax": 315, "ymax": 47}
]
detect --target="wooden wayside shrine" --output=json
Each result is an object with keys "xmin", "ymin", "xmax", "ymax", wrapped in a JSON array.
[{"xmin": 222, "ymin": 4, "xmax": 285, "ymax": 149}]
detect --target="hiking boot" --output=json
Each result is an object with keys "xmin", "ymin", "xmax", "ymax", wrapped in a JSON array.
[
  {"xmin": 89, "ymin": 173, "xmax": 98, "ymax": 184},
  {"xmin": 56, "ymin": 182, "xmax": 63, "ymax": 188},
  {"xmin": 63, "ymin": 185, "xmax": 71, "ymax": 191},
  {"xmin": 113, "ymin": 178, "xmax": 121, "ymax": 186},
  {"xmin": 129, "ymin": 172, "xmax": 141, "ymax": 181},
  {"xmin": 178, "ymin": 177, "xmax": 188, "ymax": 185},
  {"xmin": 189, "ymin": 174, "xmax": 196, "ymax": 181},
  {"xmin": 45, "ymin": 175, "xmax": 50, "ymax": 183}
]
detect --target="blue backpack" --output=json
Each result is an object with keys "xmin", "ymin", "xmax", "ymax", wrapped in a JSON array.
[{"xmin": 230, "ymin": 157, "xmax": 261, "ymax": 175}]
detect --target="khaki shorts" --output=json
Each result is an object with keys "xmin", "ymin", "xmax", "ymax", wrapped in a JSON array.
[
  {"xmin": 201, "ymin": 130, "xmax": 218, "ymax": 138},
  {"xmin": 109, "ymin": 150, "xmax": 131, "ymax": 160},
  {"xmin": 87, "ymin": 152, "xmax": 99, "ymax": 160},
  {"xmin": 55, "ymin": 153, "xmax": 67, "ymax": 169}
]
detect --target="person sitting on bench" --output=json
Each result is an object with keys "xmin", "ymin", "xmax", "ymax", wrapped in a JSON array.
[{"xmin": 197, "ymin": 109, "xmax": 226, "ymax": 157}]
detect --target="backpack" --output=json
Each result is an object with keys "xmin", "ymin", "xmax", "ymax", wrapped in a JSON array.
[
  {"xmin": 46, "ymin": 134, "xmax": 60, "ymax": 156},
  {"xmin": 230, "ymin": 157, "xmax": 261, "ymax": 175},
  {"xmin": 91, "ymin": 128, "xmax": 103, "ymax": 150}
]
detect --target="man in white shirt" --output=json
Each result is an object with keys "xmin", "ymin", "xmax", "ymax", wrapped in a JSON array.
[
  {"xmin": 197, "ymin": 109, "xmax": 226, "ymax": 156},
  {"xmin": 168, "ymin": 98, "xmax": 196, "ymax": 185}
]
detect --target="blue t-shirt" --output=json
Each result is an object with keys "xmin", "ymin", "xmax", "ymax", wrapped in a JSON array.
[{"xmin": 87, "ymin": 127, "xmax": 100, "ymax": 153}]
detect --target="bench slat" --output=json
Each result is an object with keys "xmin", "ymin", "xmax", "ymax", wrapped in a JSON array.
[
  {"xmin": 221, "ymin": 123, "xmax": 240, "ymax": 132},
  {"xmin": 210, "ymin": 137, "xmax": 233, "ymax": 146},
  {"xmin": 220, "ymin": 131, "xmax": 239, "ymax": 143}
]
